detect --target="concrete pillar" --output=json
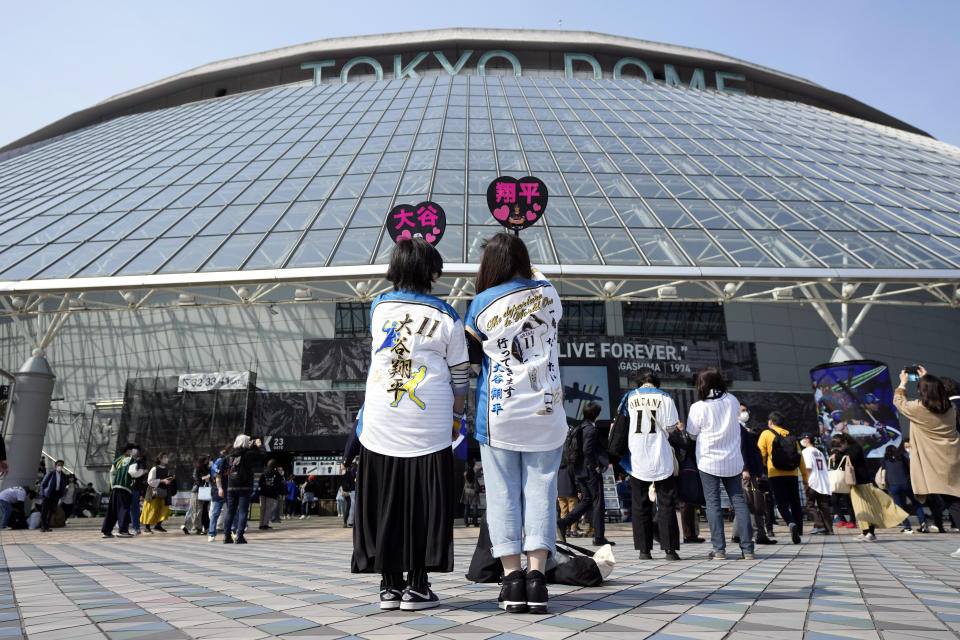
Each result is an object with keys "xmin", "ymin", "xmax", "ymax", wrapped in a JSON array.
[{"xmin": 1, "ymin": 349, "xmax": 56, "ymax": 491}]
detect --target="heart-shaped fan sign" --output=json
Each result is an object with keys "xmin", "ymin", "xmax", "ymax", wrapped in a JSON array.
[
  {"xmin": 386, "ymin": 201, "xmax": 446, "ymax": 246},
  {"xmin": 486, "ymin": 176, "xmax": 548, "ymax": 232}
]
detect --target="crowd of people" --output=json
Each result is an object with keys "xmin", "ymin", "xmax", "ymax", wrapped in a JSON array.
[{"xmin": 2, "ymin": 233, "xmax": 959, "ymax": 618}]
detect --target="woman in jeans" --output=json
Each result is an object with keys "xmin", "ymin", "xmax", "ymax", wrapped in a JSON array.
[
  {"xmin": 893, "ymin": 366, "xmax": 960, "ymax": 556},
  {"xmin": 465, "ymin": 233, "xmax": 565, "ymax": 614},
  {"xmin": 684, "ymin": 366, "xmax": 754, "ymax": 560}
]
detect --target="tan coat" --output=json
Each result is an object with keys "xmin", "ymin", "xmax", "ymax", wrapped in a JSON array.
[{"xmin": 894, "ymin": 389, "xmax": 960, "ymax": 498}]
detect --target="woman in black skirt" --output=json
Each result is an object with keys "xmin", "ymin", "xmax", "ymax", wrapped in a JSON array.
[{"xmin": 351, "ymin": 237, "xmax": 470, "ymax": 611}]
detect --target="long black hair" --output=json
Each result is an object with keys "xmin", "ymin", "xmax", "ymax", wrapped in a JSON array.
[{"xmin": 474, "ymin": 233, "xmax": 533, "ymax": 294}]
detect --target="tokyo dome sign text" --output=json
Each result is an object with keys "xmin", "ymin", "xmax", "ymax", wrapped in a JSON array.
[{"xmin": 301, "ymin": 50, "xmax": 746, "ymax": 93}]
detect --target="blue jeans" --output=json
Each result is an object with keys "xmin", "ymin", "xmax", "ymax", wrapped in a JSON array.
[
  {"xmin": 222, "ymin": 491, "xmax": 250, "ymax": 537},
  {"xmin": 480, "ymin": 444, "xmax": 562, "ymax": 558},
  {"xmin": 130, "ymin": 489, "xmax": 142, "ymax": 533},
  {"xmin": 889, "ymin": 483, "xmax": 926, "ymax": 528},
  {"xmin": 700, "ymin": 471, "xmax": 754, "ymax": 554},
  {"xmin": 208, "ymin": 499, "xmax": 224, "ymax": 536},
  {"xmin": 0, "ymin": 501, "xmax": 11, "ymax": 528}
]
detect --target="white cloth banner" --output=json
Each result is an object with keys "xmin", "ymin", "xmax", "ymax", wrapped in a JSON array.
[{"xmin": 177, "ymin": 371, "xmax": 250, "ymax": 392}]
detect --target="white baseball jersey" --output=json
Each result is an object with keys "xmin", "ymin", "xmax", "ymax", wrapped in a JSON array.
[
  {"xmin": 465, "ymin": 276, "xmax": 566, "ymax": 452},
  {"xmin": 619, "ymin": 386, "xmax": 679, "ymax": 482},
  {"xmin": 685, "ymin": 392, "xmax": 744, "ymax": 477},
  {"xmin": 358, "ymin": 290, "xmax": 469, "ymax": 457},
  {"xmin": 802, "ymin": 446, "xmax": 831, "ymax": 495}
]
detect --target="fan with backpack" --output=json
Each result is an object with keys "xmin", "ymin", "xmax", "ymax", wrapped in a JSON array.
[{"xmin": 767, "ymin": 426, "xmax": 802, "ymax": 471}]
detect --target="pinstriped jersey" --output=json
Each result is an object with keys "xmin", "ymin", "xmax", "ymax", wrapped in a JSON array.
[{"xmin": 685, "ymin": 392, "xmax": 744, "ymax": 477}]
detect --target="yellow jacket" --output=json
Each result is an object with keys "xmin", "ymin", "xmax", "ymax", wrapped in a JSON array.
[{"xmin": 757, "ymin": 425, "xmax": 809, "ymax": 481}]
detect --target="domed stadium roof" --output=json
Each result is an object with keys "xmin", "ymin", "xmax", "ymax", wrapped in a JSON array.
[{"xmin": 0, "ymin": 31, "xmax": 958, "ymax": 317}]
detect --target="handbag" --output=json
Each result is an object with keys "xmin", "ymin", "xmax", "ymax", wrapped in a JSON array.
[
  {"xmin": 829, "ymin": 455, "xmax": 852, "ymax": 494},
  {"xmin": 197, "ymin": 486, "xmax": 212, "ymax": 501},
  {"xmin": 874, "ymin": 467, "xmax": 887, "ymax": 490}
]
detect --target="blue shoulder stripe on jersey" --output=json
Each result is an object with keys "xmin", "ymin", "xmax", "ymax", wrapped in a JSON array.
[
  {"xmin": 634, "ymin": 387, "xmax": 672, "ymax": 397},
  {"xmin": 620, "ymin": 387, "xmax": 672, "ymax": 415},
  {"xmin": 356, "ymin": 405, "xmax": 364, "ymax": 436},
  {"xmin": 465, "ymin": 277, "xmax": 553, "ymax": 339},
  {"xmin": 372, "ymin": 289, "xmax": 461, "ymax": 322}
]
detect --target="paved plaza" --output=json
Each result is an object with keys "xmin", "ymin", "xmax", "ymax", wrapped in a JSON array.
[{"xmin": 0, "ymin": 519, "xmax": 958, "ymax": 640}]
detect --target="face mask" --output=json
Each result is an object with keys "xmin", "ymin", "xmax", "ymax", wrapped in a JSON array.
[
  {"xmin": 55, "ymin": 466, "xmax": 63, "ymax": 472},
  {"xmin": 130, "ymin": 449, "xmax": 139, "ymax": 457},
  {"xmin": 738, "ymin": 411, "xmax": 749, "ymax": 423}
]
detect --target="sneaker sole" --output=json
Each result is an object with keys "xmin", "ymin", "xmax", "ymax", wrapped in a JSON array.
[
  {"xmin": 399, "ymin": 600, "xmax": 439, "ymax": 611},
  {"xmin": 379, "ymin": 600, "xmax": 401, "ymax": 610},
  {"xmin": 527, "ymin": 604, "xmax": 547, "ymax": 614},
  {"xmin": 499, "ymin": 601, "xmax": 529, "ymax": 613}
]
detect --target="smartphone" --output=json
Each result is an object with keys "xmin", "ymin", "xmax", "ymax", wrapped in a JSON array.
[{"xmin": 904, "ymin": 365, "xmax": 919, "ymax": 382}]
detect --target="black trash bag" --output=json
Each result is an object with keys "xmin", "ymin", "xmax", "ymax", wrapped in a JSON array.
[{"xmin": 466, "ymin": 518, "xmax": 612, "ymax": 587}]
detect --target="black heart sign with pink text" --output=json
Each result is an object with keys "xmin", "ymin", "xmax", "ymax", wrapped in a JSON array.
[
  {"xmin": 486, "ymin": 176, "xmax": 548, "ymax": 232},
  {"xmin": 386, "ymin": 201, "xmax": 446, "ymax": 246}
]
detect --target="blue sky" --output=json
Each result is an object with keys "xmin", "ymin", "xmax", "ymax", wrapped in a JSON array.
[{"xmin": 1, "ymin": 1, "xmax": 958, "ymax": 147}]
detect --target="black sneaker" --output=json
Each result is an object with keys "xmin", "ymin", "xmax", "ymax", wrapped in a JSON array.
[
  {"xmin": 525, "ymin": 570, "xmax": 548, "ymax": 614},
  {"xmin": 593, "ymin": 537, "xmax": 615, "ymax": 546},
  {"xmin": 683, "ymin": 536, "xmax": 705, "ymax": 544},
  {"xmin": 756, "ymin": 536, "xmax": 778, "ymax": 545},
  {"xmin": 235, "ymin": 534, "xmax": 248, "ymax": 544},
  {"xmin": 498, "ymin": 570, "xmax": 528, "ymax": 613},
  {"xmin": 790, "ymin": 523, "xmax": 801, "ymax": 545},
  {"xmin": 116, "ymin": 532, "xmax": 134, "ymax": 538},
  {"xmin": 637, "ymin": 551, "xmax": 652, "ymax": 560},
  {"xmin": 223, "ymin": 533, "xmax": 234, "ymax": 544},
  {"xmin": 379, "ymin": 584, "xmax": 403, "ymax": 610},
  {"xmin": 101, "ymin": 533, "xmax": 115, "ymax": 539},
  {"xmin": 399, "ymin": 584, "xmax": 439, "ymax": 611},
  {"xmin": 665, "ymin": 551, "xmax": 681, "ymax": 561}
]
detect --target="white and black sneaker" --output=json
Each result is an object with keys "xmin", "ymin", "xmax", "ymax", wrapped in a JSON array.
[
  {"xmin": 498, "ymin": 570, "xmax": 528, "ymax": 613},
  {"xmin": 399, "ymin": 585, "xmax": 439, "ymax": 611},
  {"xmin": 525, "ymin": 570, "xmax": 548, "ymax": 614},
  {"xmin": 379, "ymin": 585, "xmax": 403, "ymax": 610}
]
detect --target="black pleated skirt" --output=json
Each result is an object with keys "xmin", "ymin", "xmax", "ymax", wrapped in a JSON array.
[{"xmin": 351, "ymin": 444, "xmax": 454, "ymax": 574}]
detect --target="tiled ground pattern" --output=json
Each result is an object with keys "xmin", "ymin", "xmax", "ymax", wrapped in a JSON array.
[{"xmin": 1, "ymin": 520, "xmax": 959, "ymax": 640}]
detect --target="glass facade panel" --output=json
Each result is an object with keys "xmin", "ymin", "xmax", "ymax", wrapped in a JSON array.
[{"xmin": 0, "ymin": 74, "xmax": 957, "ymax": 282}]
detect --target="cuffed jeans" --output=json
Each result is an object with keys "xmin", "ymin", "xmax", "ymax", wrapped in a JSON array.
[
  {"xmin": 699, "ymin": 471, "xmax": 754, "ymax": 554},
  {"xmin": 480, "ymin": 444, "xmax": 562, "ymax": 558}
]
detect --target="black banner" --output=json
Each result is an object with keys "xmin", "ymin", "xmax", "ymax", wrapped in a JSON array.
[
  {"xmin": 251, "ymin": 390, "xmax": 364, "ymax": 437},
  {"xmin": 301, "ymin": 338, "xmax": 371, "ymax": 381},
  {"xmin": 557, "ymin": 336, "xmax": 758, "ymax": 381}
]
